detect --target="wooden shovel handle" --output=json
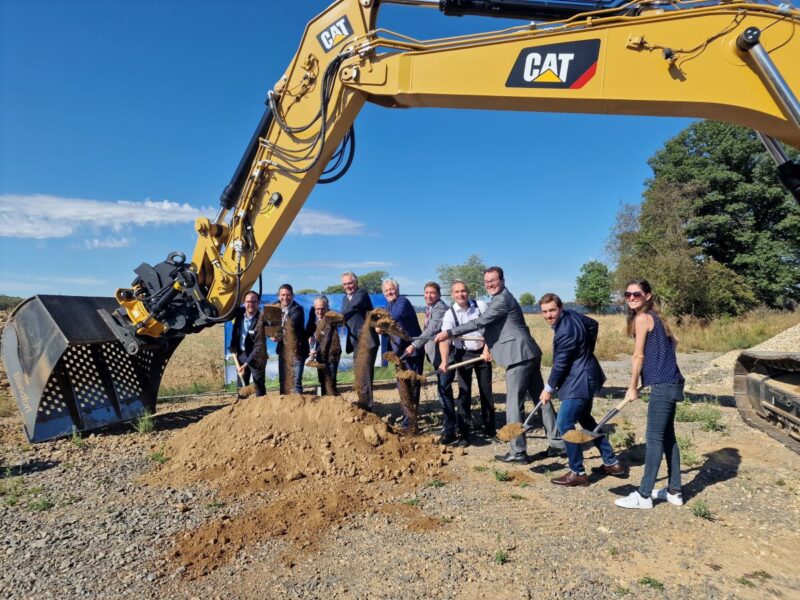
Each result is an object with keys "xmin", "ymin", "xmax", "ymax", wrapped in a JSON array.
[{"xmin": 593, "ymin": 396, "xmax": 635, "ymax": 432}]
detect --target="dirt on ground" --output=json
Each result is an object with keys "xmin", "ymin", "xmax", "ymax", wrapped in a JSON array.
[{"xmin": 0, "ymin": 320, "xmax": 798, "ymax": 599}]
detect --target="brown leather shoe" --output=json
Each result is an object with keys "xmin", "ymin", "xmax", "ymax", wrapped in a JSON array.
[
  {"xmin": 591, "ymin": 463, "xmax": 627, "ymax": 476},
  {"xmin": 551, "ymin": 472, "xmax": 589, "ymax": 487}
]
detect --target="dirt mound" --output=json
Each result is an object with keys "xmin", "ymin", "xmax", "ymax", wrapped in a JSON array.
[{"xmin": 146, "ymin": 392, "xmax": 447, "ymax": 578}]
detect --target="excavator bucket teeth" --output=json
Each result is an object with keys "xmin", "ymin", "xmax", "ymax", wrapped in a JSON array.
[{"xmin": 2, "ymin": 295, "xmax": 181, "ymax": 443}]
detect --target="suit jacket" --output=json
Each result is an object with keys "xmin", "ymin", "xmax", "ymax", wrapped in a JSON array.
[
  {"xmin": 449, "ymin": 287, "xmax": 541, "ymax": 368},
  {"xmin": 548, "ymin": 309, "xmax": 606, "ymax": 399},
  {"xmin": 277, "ymin": 301, "xmax": 310, "ymax": 360},
  {"xmin": 341, "ymin": 288, "xmax": 378, "ymax": 353},
  {"xmin": 412, "ymin": 299, "xmax": 448, "ymax": 368},
  {"xmin": 228, "ymin": 306, "xmax": 261, "ymax": 366},
  {"xmin": 386, "ymin": 295, "xmax": 422, "ymax": 356}
]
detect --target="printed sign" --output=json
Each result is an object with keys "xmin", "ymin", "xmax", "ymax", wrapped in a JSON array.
[
  {"xmin": 317, "ymin": 15, "xmax": 354, "ymax": 52},
  {"xmin": 506, "ymin": 39, "xmax": 600, "ymax": 89}
]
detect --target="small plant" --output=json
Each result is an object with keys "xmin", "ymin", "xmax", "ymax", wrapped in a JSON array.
[
  {"xmin": 493, "ymin": 469, "xmax": 512, "ymax": 482},
  {"xmin": 472, "ymin": 465, "xmax": 489, "ymax": 472},
  {"xmin": 614, "ymin": 586, "xmax": 632, "ymax": 596},
  {"xmin": 608, "ymin": 546, "xmax": 619, "ymax": 556},
  {"xmin": 690, "ymin": 499, "xmax": 712, "ymax": 520},
  {"xmin": 150, "ymin": 446, "xmax": 168, "ymax": 465},
  {"xmin": 610, "ymin": 430, "xmax": 636, "ymax": 450},
  {"xmin": 70, "ymin": 428, "xmax": 85, "ymax": 449},
  {"xmin": 509, "ymin": 494, "xmax": 524, "ymax": 500},
  {"xmin": 402, "ymin": 497, "xmax": 420, "ymax": 506},
  {"xmin": 775, "ymin": 479, "xmax": 785, "ymax": 486},
  {"xmin": 676, "ymin": 435, "xmax": 700, "ymax": 466},
  {"xmin": 425, "ymin": 478, "xmax": 446, "ymax": 489},
  {"xmin": 134, "ymin": 410, "xmax": 156, "ymax": 435},
  {"xmin": 639, "ymin": 391, "xmax": 650, "ymax": 403},
  {"xmin": 493, "ymin": 549, "xmax": 509, "ymax": 565},
  {"xmin": 440, "ymin": 515, "xmax": 453, "ymax": 524},
  {"xmin": 675, "ymin": 401, "xmax": 726, "ymax": 432},
  {"xmin": 0, "ymin": 475, "xmax": 25, "ymax": 506},
  {"xmin": 736, "ymin": 577, "xmax": 755, "ymax": 587},
  {"xmin": 638, "ymin": 576, "xmax": 664, "ymax": 590},
  {"xmin": 62, "ymin": 494, "xmax": 82, "ymax": 506},
  {"xmin": 205, "ymin": 502, "xmax": 226, "ymax": 510},
  {"xmin": 746, "ymin": 570, "xmax": 772, "ymax": 580},
  {"xmin": 518, "ymin": 482, "xmax": 530, "ymax": 489},
  {"xmin": 28, "ymin": 497, "xmax": 55, "ymax": 512}
]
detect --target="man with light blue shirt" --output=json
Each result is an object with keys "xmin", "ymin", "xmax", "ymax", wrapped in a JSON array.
[{"xmin": 228, "ymin": 291, "xmax": 266, "ymax": 396}]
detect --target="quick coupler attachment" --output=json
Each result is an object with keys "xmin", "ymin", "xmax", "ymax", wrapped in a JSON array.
[{"xmin": 1, "ymin": 295, "xmax": 182, "ymax": 442}]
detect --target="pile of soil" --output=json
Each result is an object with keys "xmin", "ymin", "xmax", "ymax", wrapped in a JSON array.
[{"xmin": 145, "ymin": 392, "xmax": 447, "ymax": 578}]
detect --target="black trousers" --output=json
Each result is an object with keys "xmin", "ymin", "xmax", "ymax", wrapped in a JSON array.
[
  {"xmin": 454, "ymin": 347, "xmax": 494, "ymax": 434},
  {"xmin": 237, "ymin": 350, "xmax": 266, "ymax": 396}
]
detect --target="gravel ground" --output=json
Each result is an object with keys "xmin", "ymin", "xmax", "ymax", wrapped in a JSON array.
[{"xmin": 1, "ymin": 332, "xmax": 799, "ymax": 599}]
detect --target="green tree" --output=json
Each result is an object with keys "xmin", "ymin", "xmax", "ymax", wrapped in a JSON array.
[
  {"xmin": 647, "ymin": 121, "xmax": 799, "ymax": 307},
  {"xmin": 357, "ymin": 270, "xmax": 389, "ymax": 294},
  {"xmin": 0, "ymin": 295, "xmax": 23, "ymax": 311},
  {"xmin": 518, "ymin": 292, "xmax": 536, "ymax": 307},
  {"xmin": 575, "ymin": 261, "xmax": 613, "ymax": 313},
  {"xmin": 296, "ymin": 288, "xmax": 318, "ymax": 295},
  {"xmin": 437, "ymin": 255, "xmax": 487, "ymax": 298},
  {"xmin": 323, "ymin": 284, "xmax": 344, "ymax": 294}
]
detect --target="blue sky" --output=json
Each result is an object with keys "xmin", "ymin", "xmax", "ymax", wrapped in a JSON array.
[{"xmin": 0, "ymin": 0, "xmax": 703, "ymax": 302}]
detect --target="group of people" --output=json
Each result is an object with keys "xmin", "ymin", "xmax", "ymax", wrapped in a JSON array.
[{"xmin": 230, "ymin": 268, "xmax": 686, "ymax": 509}]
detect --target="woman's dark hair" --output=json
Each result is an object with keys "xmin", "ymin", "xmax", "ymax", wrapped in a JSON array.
[{"xmin": 624, "ymin": 279, "xmax": 676, "ymax": 342}]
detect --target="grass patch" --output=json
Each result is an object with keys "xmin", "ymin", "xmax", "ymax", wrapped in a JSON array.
[
  {"xmin": 509, "ymin": 494, "xmax": 525, "ymax": 500},
  {"xmin": 677, "ymin": 435, "xmax": 700, "ymax": 466},
  {"xmin": 133, "ymin": 410, "xmax": 156, "ymax": 435},
  {"xmin": 472, "ymin": 465, "xmax": 489, "ymax": 472},
  {"xmin": 493, "ymin": 469, "xmax": 512, "ymax": 482},
  {"xmin": 736, "ymin": 577, "xmax": 755, "ymax": 587},
  {"xmin": 70, "ymin": 428, "xmax": 86, "ymax": 449},
  {"xmin": 638, "ymin": 576, "xmax": 664, "ymax": 590},
  {"xmin": 690, "ymin": 499, "xmax": 713, "ymax": 520},
  {"xmin": 746, "ymin": 570, "xmax": 772, "ymax": 580},
  {"xmin": 205, "ymin": 502, "xmax": 226, "ymax": 510},
  {"xmin": 610, "ymin": 429, "xmax": 636, "ymax": 450},
  {"xmin": 675, "ymin": 400, "xmax": 726, "ymax": 432},
  {"xmin": 608, "ymin": 546, "xmax": 619, "ymax": 556},
  {"xmin": 493, "ymin": 549, "xmax": 509, "ymax": 565},
  {"xmin": 424, "ymin": 478, "xmax": 446, "ymax": 489},
  {"xmin": 440, "ymin": 515, "xmax": 453, "ymax": 524},
  {"xmin": 402, "ymin": 497, "xmax": 420, "ymax": 506},
  {"xmin": 614, "ymin": 585, "xmax": 632, "ymax": 596},
  {"xmin": 158, "ymin": 380, "xmax": 214, "ymax": 399},
  {"xmin": 0, "ymin": 475, "xmax": 26, "ymax": 506},
  {"xmin": 150, "ymin": 446, "xmax": 168, "ymax": 465},
  {"xmin": 28, "ymin": 496, "xmax": 55, "ymax": 512}
]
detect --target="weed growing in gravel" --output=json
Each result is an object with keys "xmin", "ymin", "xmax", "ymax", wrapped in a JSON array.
[
  {"xmin": 690, "ymin": 499, "xmax": 712, "ymax": 520},
  {"xmin": 440, "ymin": 515, "xmax": 453, "ymax": 524},
  {"xmin": 677, "ymin": 435, "xmax": 700, "ymax": 466},
  {"xmin": 608, "ymin": 546, "xmax": 619, "ymax": 556},
  {"xmin": 675, "ymin": 400, "xmax": 726, "ymax": 432},
  {"xmin": 747, "ymin": 570, "xmax": 772, "ymax": 580},
  {"xmin": 736, "ymin": 577, "xmax": 755, "ymax": 587},
  {"xmin": 775, "ymin": 479, "xmax": 785, "ymax": 486},
  {"xmin": 493, "ymin": 469, "xmax": 512, "ymax": 482},
  {"xmin": 614, "ymin": 585, "xmax": 632, "ymax": 596},
  {"xmin": 402, "ymin": 497, "xmax": 420, "ymax": 506},
  {"xmin": 494, "ymin": 549, "xmax": 509, "ymax": 565},
  {"xmin": 61, "ymin": 494, "xmax": 82, "ymax": 506},
  {"xmin": 70, "ymin": 428, "xmax": 85, "ymax": 449},
  {"xmin": 205, "ymin": 502, "xmax": 226, "ymax": 510},
  {"xmin": 518, "ymin": 483, "xmax": 530, "ymax": 488},
  {"xmin": 134, "ymin": 410, "xmax": 156, "ymax": 435},
  {"xmin": 509, "ymin": 494, "xmax": 524, "ymax": 500},
  {"xmin": 150, "ymin": 445, "xmax": 168, "ymax": 465},
  {"xmin": 472, "ymin": 466, "xmax": 489, "ymax": 472},
  {"xmin": 28, "ymin": 497, "xmax": 55, "ymax": 512},
  {"xmin": 638, "ymin": 576, "xmax": 664, "ymax": 590},
  {"xmin": 425, "ymin": 479, "xmax": 446, "ymax": 489},
  {"xmin": 610, "ymin": 429, "xmax": 636, "ymax": 450},
  {"xmin": 0, "ymin": 474, "xmax": 25, "ymax": 506}
]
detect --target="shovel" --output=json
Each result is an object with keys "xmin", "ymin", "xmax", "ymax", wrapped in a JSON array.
[
  {"xmin": 230, "ymin": 353, "xmax": 256, "ymax": 398},
  {"xmin": 418, "ymin": 355, "xmax": 486, "ymax": 379},
  {"xmin": 561, "ymin": 396, "xmax": 635, "ymax": 444},
  {"xmin": 496, "ymin": 399, "xmax": 545, "ymax": 442}
]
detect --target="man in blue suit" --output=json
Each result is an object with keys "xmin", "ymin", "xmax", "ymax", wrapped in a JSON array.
[{"xmin": 539, "ymin": 293, "xmax": 625, "ymax": 487}]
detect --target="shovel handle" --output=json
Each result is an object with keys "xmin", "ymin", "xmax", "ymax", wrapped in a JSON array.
[
  {"xmin": 593, "ymin": 396, "xmax": 635, "ymax": 433},
  {"xmin": 228, "ymin": 353, "xmax": 246, "ymax": 387},
  {"xmin": 522, "ymin": 399, "xmax": 545, "ymax": 430}
]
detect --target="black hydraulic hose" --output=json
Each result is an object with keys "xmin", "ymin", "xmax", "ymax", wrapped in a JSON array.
[
  {"xmin": 319, "ymin": 126, "xmax": 355, "ymax": 184},
  {"xmin": 219, "ymin": 106, "xmax": 274, "ymax": 210},
  {"xmin": 439, "ymin": 0, "xmax": 626, "ymax": 21}
]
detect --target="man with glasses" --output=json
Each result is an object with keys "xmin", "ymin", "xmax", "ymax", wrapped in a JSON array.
[
  {"xmin": 341, "ymin": 271, "xmax": 379, "ymax": 408},
  {"xmin": 435, "ymin": 267, "xmax": 564, "ymax": 463},
  {"xmin": 228, "ymin": 290, "xmax": 267, "ymax": 396}
]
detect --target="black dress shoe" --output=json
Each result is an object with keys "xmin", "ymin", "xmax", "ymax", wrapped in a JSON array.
[
  {"xmin": 530, "ymin": 447, "xmax": 567, "ymax": 461},
  {"xmin": 438, "ymin": 434, "xmax": 458, "ymax": 446},
  {"xmin": 454, "ymin": 438, "xmax": 469, "ymax": 448},
  {"xmin": 483, "ymin": 427, "xmax": 497, "ymax": 438},
  {"xmin": 494, "ymin": 452, "xmax": 530, "ymax": 464}
]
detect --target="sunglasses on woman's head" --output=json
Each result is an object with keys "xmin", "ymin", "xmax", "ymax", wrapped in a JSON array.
[{"xmin": 624, "ymin": 291, "xmax": 644, "ymax": 299}]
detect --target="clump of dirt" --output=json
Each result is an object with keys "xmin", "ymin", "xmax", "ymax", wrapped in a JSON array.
[
  {"xmin": 497, "ymin": 422, "xmax": 525, "ymax": 442},
  {"xmin": 146, "ymin": 393, "xmax": 447, "ymax": 578},
  {"xmin": 383, "ymin": 352, "xmax": 420, "ymax": 433}
]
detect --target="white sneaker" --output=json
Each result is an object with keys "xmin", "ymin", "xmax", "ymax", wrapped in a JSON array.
[
  {"xmin": 615, "ymin": 491, "xmax": 653, "ymax": 510},
  {"xmin": 651, "ymin": 488, "xmax": 684, "ymax": 506}
]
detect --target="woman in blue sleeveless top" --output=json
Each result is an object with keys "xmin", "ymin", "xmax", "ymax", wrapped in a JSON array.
[{"xmin": 615, "ymin": 279, "xmax": 685, "ymax": 510}]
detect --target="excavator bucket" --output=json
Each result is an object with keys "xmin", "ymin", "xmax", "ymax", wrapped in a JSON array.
[{"xmin": 2, "ymin": 295, "xmax": 181, "ymax": 443}]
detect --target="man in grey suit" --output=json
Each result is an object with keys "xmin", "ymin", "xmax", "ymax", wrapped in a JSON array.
[
  {"xmin": 341, "ymin": 271, "xmax": 379, "ymax": 408},
  {"xmin": 435, "ymin": 266, "xmax": 564, "ymax": 463},
  {"xmin": 403, "ymin": 282, "xmax": 461, "ymax": 446}
]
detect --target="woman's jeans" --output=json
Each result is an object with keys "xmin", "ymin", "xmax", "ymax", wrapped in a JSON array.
[
  {"xmin": 639, "ymin": 383, "xmax": 684, "ymax": 497},
  {"xmin": 556, "ymin": 397, "xmax": 617, "ymax": 474}
]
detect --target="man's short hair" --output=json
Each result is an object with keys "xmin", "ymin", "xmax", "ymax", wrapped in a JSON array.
[
  {"xmin": 539, "ymin": 292, "xmax": 563, "ymax": 308},
  {"xmin": 450, "ymin": 279, "xmax": 469, "ymax": 293},
  {"xmin": 484, "ymin": 266, "xmax": 504, "ymax": 280},
  {"xmin": 244, "ymin": 290, "xmax": 260, "ymax": 302},
  {"xmin": 424, "ymin": 281, "xmax": 441, "ymax": 294},
  {"xmin": 382, "ymin": 278, "xmax": 400, "ymax": 292},
  {"xmin": 341, "ymin": 271, "xmax": 358, "ymax": 283},
  {"xmin": 314, "ymin": 295, "xmax": 329, "ymax": 308},
  {"xmin": 279, "ymin": 283, "xmax": 294, "ymax": 294}
]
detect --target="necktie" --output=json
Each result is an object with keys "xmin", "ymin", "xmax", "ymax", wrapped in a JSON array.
[{"xmin": 425, "ymin": 306, "xmax": 431, "ymax": 328}]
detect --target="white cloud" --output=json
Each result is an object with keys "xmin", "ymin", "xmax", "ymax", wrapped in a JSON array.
[
  {"xmin": 0, "ymin": 194, "xmax": 366, "ymax": 239},
  {"xmin": 83, "ymin": 236, "xmax": 132, "ymax": 249},
  {"xmin": 288, "ymin": 209, "xmax": 366, "ymax": 236}
]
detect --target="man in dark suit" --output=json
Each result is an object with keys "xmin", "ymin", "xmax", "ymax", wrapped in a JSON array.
[
  {"xmin": 435, "ymin": 267, "xmax": 564, "ymax": 462},
  {"xmin": 539, "ymin": 293, "xmax": 624, "ymax": 486},
  {"xmin": 340, "ymin": 271, "xmax": 379, "ymax": 407},
  {"xmin": 228, "ymin": 291, "xmax": 266, "ymax": 396},
  {"xmin": 274, "ymin": 283, "xmax": 309, "ymax": 394},
  {"xmin": 404, "ymin": 282, "xmax": 461, "ymax": 445}
]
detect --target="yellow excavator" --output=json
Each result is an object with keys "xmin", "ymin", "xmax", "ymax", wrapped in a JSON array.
[{"xmin": 3, "ymin": 0, "xmax": 799, "ymax": 444}]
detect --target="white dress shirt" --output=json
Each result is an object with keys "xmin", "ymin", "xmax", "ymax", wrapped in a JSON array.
[{"xmin": 441, "ymin": 300, "xmax": 487, "ymax": 351}]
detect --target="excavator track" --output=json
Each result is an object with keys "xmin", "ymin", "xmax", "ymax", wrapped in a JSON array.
[{"xmin": 734, "ymin": 352, "xmax": 800, "ymax": 455}]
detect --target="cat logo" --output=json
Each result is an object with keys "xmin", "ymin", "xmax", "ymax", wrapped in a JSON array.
[
  {"xmin": 317, "ymin": 15, "xmax": 353, "ymax": 52},
  {"xmin": 506, "ymin": 39, "xmax": 600, "ymax": 89}
]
